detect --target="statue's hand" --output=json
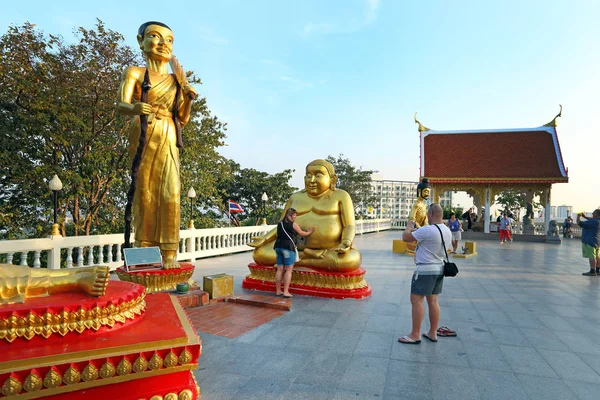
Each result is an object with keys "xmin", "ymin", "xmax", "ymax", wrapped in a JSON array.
[
  {"xmin": 247, "ymin": 236, "xmax": 265, "ymax": 248},
  {"xmin": 333, "ymin": 242, "xmax": 351, "ymax": 254},
  {"xmin": 183, "ymin": 85, "xmax": 197, "ymax": 100},
  {"xmin": 132, "ymin": 102, "xmax": 152, "ymax": 115}
]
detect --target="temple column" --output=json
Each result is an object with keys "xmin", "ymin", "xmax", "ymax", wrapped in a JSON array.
[
  {"xmin": 544, "ymin": 186, "xmax": 551, "ymax": 234},
  {"xmin": 484, "ymin": 186, "xmax": 490, "ymax": 234}
]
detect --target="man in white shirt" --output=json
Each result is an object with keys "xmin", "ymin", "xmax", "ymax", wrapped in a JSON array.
[{"xmin": 399, "ymin": 203, "xmax": 453, "ymax": 344}]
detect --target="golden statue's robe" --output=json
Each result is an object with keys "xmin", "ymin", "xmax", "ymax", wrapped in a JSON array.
[
  {"xmin": 409, "ymin": 198, "xmax": 428, "ymax": 228},
  {"xmin": 128, "ymin": 75, "xmax": 182, "ymax": 251}
]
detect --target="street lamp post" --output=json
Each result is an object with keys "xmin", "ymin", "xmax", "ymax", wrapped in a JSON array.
[
  {"xmin": 261, "ymin": 192, "xmax": 268, "ymax": 225},
  {"xmin": 187, "ymin": 187, "xmax": 196, "ymax": 229},
  {"xmin": 48, "ymin": 174, "xmax": 63, "ymax": 236}
]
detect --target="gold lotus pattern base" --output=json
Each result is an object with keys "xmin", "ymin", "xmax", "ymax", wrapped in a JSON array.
[
  {"xmin": 0, "ymin": 347, "xmax": 197, "ymax": 397},
  {"xmin": 0, "ymin": 294, "xmax": 146, "ymax": 343},
  {"xmin": 246, "ymin": 265, "xmax": 368, "ymax": 290},
  {"xmin": 149, "ymin": 389, "xmax": 194, "ymax": 400},
  {"xmin": 116, "ymin": 269, "xmax": 194, "ymax": 294}
]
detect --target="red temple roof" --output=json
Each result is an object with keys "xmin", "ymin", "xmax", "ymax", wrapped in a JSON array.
[{"xmin": 420, "ymin": 126, "xmax": 568, "ymax": 184}]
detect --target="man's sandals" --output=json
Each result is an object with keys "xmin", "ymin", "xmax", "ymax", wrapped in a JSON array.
[{"xmin": 437, "ymin": 326, "xmax": 457, "ymax": 337}]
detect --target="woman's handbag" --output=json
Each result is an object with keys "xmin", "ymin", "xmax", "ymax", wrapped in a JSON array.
[
  {"xmin": 433, "ymin": 224, "xmax": 459, "ymax": 277},
  {"xmin": 280, "ymin": 222, "xmax": 300, "ymax": 262}
]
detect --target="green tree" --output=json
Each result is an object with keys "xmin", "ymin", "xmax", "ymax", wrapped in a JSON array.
[
  {"xmin": 442, "ymin": 205, "xmax": 464, "ymax": 220},
  {"xmin": 495, "ymin": 190, "xmax": 525, "ymax": 214},
  {"xmin": 0, "ymin": 21, "xmax": 228, "ymax": 238},
  {"xmin": 326, "ymin": 154, "xmax": 377, "ymax": 215}
]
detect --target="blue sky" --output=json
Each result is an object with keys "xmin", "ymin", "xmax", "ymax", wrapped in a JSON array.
[{"xmin": 3, "ymin": 0, "xmax": 599, "ymax": 212}]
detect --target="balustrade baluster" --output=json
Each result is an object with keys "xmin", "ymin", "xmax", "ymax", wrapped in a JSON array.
[
  {"xmin": 77, "ymin": 247, "xmax": 84, "ymax": 267},
  {"xmin": 20, "ymin": 252, "xmax": 28, "ymax": 266},
  {"xmin": 66, "ymin": 248, "xmax": 73, "ymax": 268},
  {"xmin": 98, "ymin": 245, "xmax": 104, "ymax": 264},
  {"xmin": 116, "ymin": 244, "xmax": 122, "ymax": 263},
  {"xmin": 33, "ymin": 251, "xmax": 41, "ymax": 268},
  {"xmin": 6, "ymin": 252, "xmax": 13, "ymax": 264},
  {"xmin": 87, "ymin": 246, "xmax": 94, "ymax": 266}
]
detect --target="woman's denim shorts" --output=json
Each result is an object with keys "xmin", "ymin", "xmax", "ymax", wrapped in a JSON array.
[{"xmin": 275, "ymin": 248, "xmax": 295, "ymax": 267}]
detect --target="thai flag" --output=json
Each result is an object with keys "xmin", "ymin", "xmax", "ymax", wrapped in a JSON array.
[{"xmin": 228, "ymin": 200, "xmax": 244, "ymax": 213}]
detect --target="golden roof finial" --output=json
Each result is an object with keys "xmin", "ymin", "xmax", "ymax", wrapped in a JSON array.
[
  {"xmin": 543, "ymin": 104, "xmax": 562, "ymax": 127},
  {"xmin": 414, "ymin": 112, "xmax": 430, "ymax": 132}
]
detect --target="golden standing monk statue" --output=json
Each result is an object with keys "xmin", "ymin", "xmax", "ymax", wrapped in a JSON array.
[
  {"xmin": 409, "ymin": 178, "xmax": 431, "ymax": 228},
  {"xmin": 0, "ymin": 265, "xmax": 109, "ymax": 305},
  {"xmin": 117, "ymin": 21, "xmax": 196, "ymax": 268},
  {"xmin": 248, "ymin": 159, "xmax": 361, "ymax": 272},
  {"xmin": 405, "ymin": 178, "xmax": 431, "ymax": 255}
]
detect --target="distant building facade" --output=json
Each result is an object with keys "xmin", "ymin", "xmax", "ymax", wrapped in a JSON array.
[
  {"xmin": 367, "ymin": 179, "xmax": 452, "ymax": 219},
  {"xmin": 556, "ymin": 205, "xmax": 573, "ymax": 219}
]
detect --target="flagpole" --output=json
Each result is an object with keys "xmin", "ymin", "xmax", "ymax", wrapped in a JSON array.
[{"xmin": 228, "ymin": 200, "xmax": 231, "ymax": 227}]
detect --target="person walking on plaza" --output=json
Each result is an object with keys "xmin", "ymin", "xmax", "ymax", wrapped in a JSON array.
[
  {"xmin": 578, "ymin": 209, "xmax": 600, "ymax": 276},
  {"xmin": 398, "ymin": 203, "xmax": 453, "ymax": 344},
  {"xmin": 446, "ymin": 212, "xmax": 462, "ymax": 253},
  {"xmin": 499, "ymin": 213, "xmax": 513, "ymax": 244}
]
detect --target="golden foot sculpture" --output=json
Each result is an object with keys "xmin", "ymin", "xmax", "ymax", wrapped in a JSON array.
[{"xmin": 0, "ymin": 264, "xmax": 110, "ymax": 305}]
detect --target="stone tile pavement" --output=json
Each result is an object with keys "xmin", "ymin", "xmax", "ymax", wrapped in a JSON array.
[{"xmin": 190, "ymin": 231, "xmax": 600, "ymax": 400}]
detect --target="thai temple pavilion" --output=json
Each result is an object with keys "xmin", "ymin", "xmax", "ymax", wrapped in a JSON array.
[{"xmin": 415, "ymin": 106, "xmax": 568, "ymax": 234}]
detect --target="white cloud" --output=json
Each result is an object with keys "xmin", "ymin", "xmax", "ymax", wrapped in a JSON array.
[
  {"xmin": 365, "ymin": 0, "xmax": 380, "ymax": 23},
  {"xmin": 301, "ymin": 0, "xmax": 381, "ymax": 37}
]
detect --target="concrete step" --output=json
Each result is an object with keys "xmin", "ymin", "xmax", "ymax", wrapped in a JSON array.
[{"xmin": 228, "ymin": 293, "xmax": 292, "ymax": 311}]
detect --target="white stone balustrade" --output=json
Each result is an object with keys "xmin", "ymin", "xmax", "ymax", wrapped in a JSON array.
[{"xmin": 0, "ymin": 219, "xmax": 393, "ymax": 270}]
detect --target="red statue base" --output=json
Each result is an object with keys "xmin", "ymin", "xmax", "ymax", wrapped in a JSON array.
[
  {"xmin": 0, "ymin": 281, "xmax": 201, "ymax": 399},
  {"xmin": 116, "ymin": 262, "xmax": 195, "ymax": 293},
  {"xmin": 242, "ymin": 263, "xmax": 372, "ymax": 299}
]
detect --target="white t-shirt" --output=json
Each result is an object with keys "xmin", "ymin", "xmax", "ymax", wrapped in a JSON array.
[{"xmin": 411, "ymin": 223, "xmax": 453, "ymax": 275}]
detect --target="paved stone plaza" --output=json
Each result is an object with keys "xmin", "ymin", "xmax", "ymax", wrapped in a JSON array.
[{"xmin": 190, "ymin": 231, "xmax": 600, "ymax": 400}]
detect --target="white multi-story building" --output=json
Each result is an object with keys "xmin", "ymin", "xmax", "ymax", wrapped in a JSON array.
[
  {"xmin": 367, "ymin": 179, "xmax": 452, "ymax": 219},
  {"xmin": 556, "ymin": 205, "xmax": 573, "ymax": 220}
]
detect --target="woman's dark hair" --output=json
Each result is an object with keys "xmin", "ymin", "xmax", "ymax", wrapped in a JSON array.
[
  {"xmin": 138, "ymin": 21, "xmax": 172, "ymax": 37},
  {"xmin": 449, "ymin": 212, "xmax": 455, "ymax": 217}
]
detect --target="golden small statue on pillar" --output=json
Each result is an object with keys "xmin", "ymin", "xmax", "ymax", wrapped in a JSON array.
[
  {"xmin": 409, "ymin": 178, "xmax": 431, "ymax": 228},
  {"xmin": 117, "ymin": 21, "xmax": 196, "ymax": 268},
  {"xmin": 406, "ymin": 178, "xmax": 431, "ymax": 254},
  {"xmin": 0, "ymin": 264, "xmax": 109, "ymax": 304},
  {"xmin": 248, "ymin": 159, "xmax": 361, "ymax": 272}
]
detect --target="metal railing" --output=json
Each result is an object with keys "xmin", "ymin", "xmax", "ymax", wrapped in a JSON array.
[{"xmin": 0, "ymin": 219, "xmax": 394, "ymax": 270}]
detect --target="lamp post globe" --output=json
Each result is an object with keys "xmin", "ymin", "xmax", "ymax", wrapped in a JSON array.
[
  {"xmin": 48, "ymin": 174, "xmax": 63, "ymax": 236},
  {"xmin": 187, "ymin": 187, "xmax": 196, "ymax": 229},
  {"xmin": 261, "ymin": 192, "xmax": 268, "ymax": 225}
]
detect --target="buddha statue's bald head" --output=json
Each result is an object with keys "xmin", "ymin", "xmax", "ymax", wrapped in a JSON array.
[{"xmin": 305, "ymin": 159, "xmax": 337, "ymax": 196}]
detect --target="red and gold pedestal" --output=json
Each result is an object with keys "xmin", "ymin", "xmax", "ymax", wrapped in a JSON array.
[
  {"xmin": 242, "ymin": 263, "xmax": 372, "ymax": 299},
  {"xmin": 116, "ymin": 263, "xmax": 195, "ymax": 293},
  {"xmin": 0, "ymin": 281, "xmax": 201, "ymax": 399}
]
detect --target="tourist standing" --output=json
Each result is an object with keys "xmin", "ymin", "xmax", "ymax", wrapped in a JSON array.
[
  {"xmin": 462, "ymin": 208, "xmax": 473, "ymax": 231},
  {"xmin": 398, "ymin": 204, "xmax": 453, "ymax": 344},
  {"xmin": 499, "ymin": 213, "xmax": 513, "ymax": 244},
  {"xmin": 578, "ymin": 210, "xmax": 600, "ymax": 276},
  {"xmin": 273, "ymin": 208, "xmax": 315, "ymax": 296},
  {"xmin": 563, "ymin": 217, "xmax": 573, "ymax": 238},
  {"xmin": 446, "ymin": 212, "xmax": 462, "ymax": 253}
]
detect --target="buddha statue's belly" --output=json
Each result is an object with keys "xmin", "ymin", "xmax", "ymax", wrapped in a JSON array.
[{"xmin": 296, "ymin": 213, "xmax": 342, "ymax": 249}]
